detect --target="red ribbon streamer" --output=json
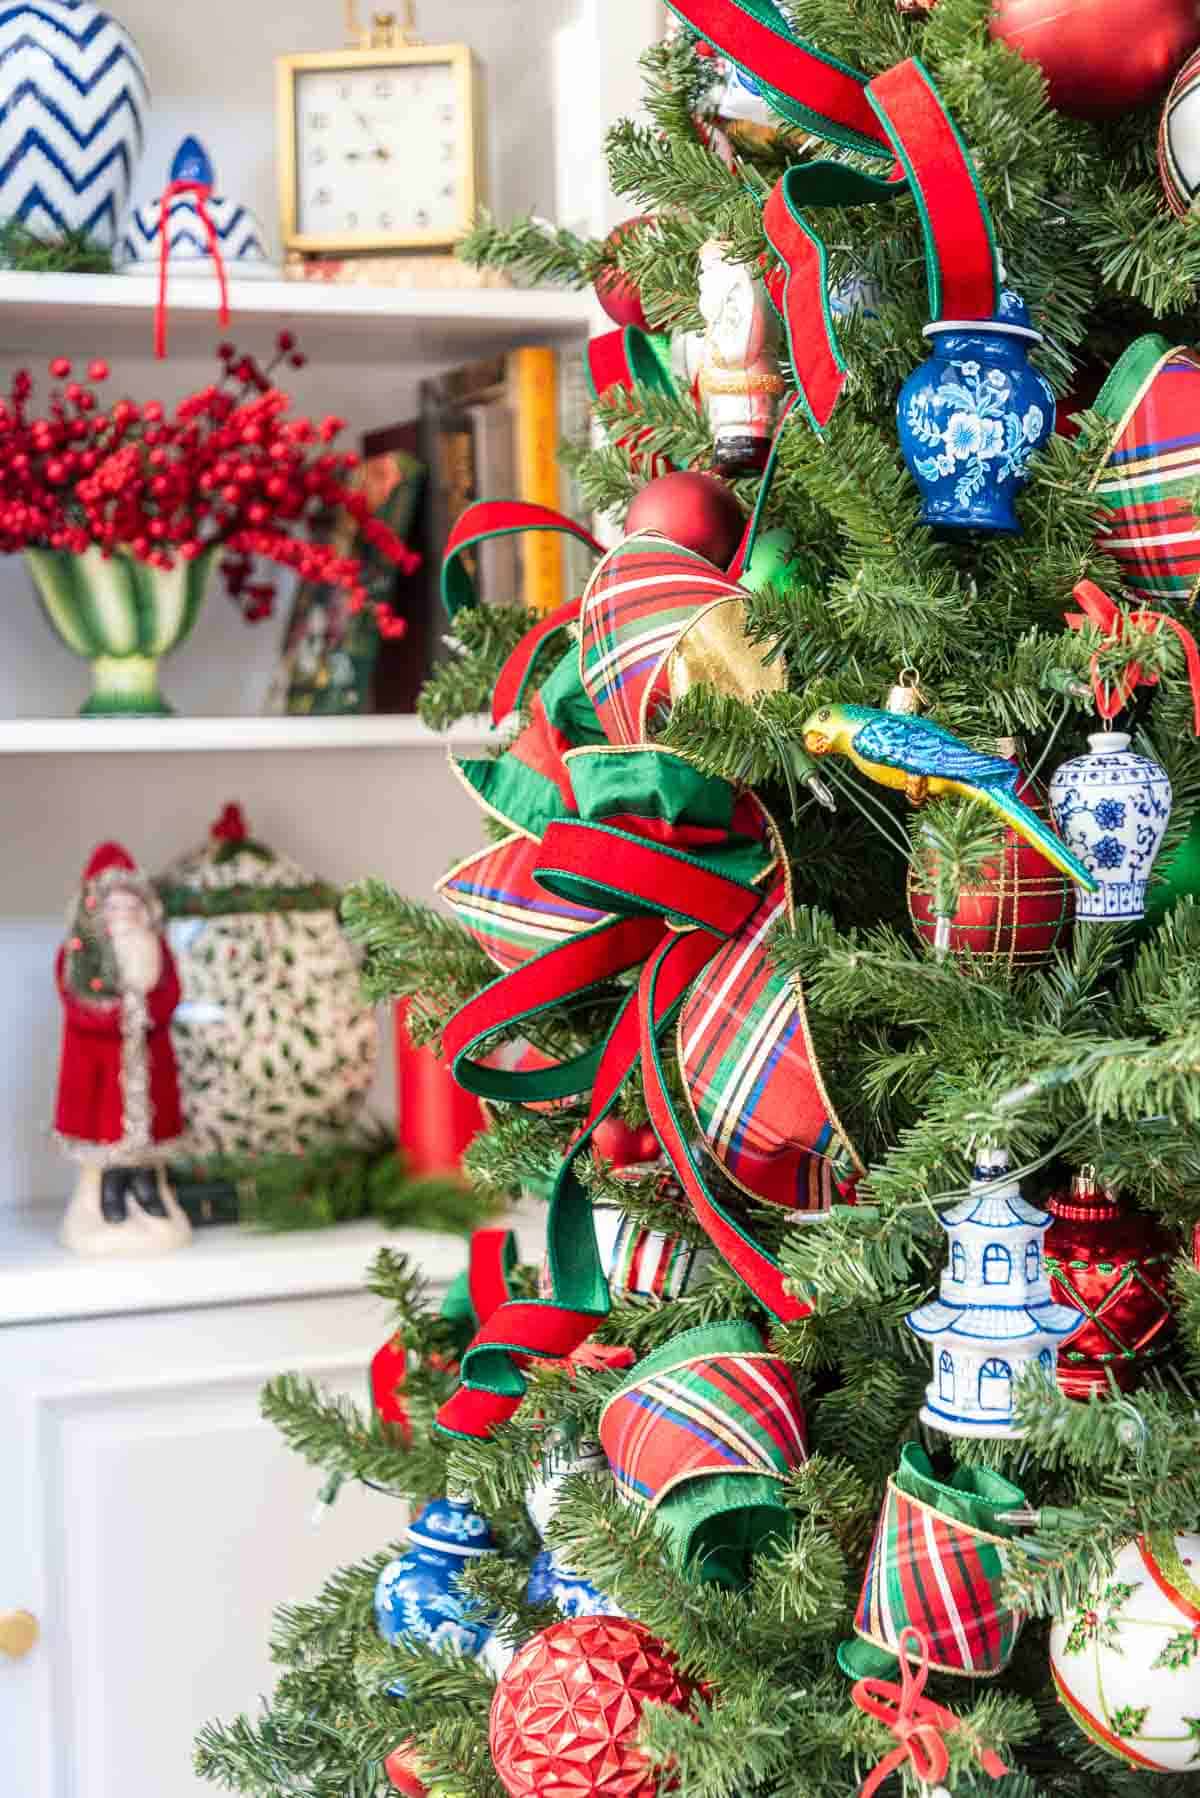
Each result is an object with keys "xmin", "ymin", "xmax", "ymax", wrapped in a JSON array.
[
  {"xmin": 851, "ymin": 1628, "xmax": 1010, "ymax": 1798},
  {"xmin": 155, "ymin": 179, "xmax": 231, "ymax": 361},
  {"xmin": 1066, "ymin": 579, "xmax": 1200, "ymax": 735}
]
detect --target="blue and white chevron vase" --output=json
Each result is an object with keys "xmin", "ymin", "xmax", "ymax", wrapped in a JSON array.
[
  {"xmin": 117, "ymin": 137, "xmax": 276, "ymax": 277},
  {"xmin": 0, "ymin": 0, "xmax": 149, "ymax": 247}
]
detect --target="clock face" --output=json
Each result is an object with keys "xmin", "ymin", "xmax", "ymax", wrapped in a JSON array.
[{"xmin": 291, "ymin": 58, "xmax": 466, "ymax": 244}]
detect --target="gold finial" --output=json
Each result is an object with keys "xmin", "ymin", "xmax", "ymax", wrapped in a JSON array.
[{"xmin": 344, "ymin": 0, "xmax": 419, "ymax": 47}]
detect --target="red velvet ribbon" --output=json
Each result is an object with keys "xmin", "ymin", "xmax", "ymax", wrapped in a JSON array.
[
  {"xmin": 1066, "ymin": 579, "xmax": 1200, "ymax": 735},
  {"xmin": 441, "ymin": 498, "xmax": 603, "ymax": 623},
  {"xmin": 155, "ymin": 179, "xmax": 230, "ymax": 360},
  {"xmin": 851, "ymin": 1628, "xmax": 1010, "ymax": 1798}
]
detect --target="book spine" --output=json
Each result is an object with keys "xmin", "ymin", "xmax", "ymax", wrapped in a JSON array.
[
  {"xmin": 558, "ymin": 345, "xmax": 596, "ymax": 600},
  {"xmin": 510, "ymin": 347, "xmax": 564, "ymax": 614}
]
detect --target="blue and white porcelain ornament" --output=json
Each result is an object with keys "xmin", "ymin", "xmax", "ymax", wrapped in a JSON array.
[
  {"xmin": 906, "ymin": 1147, "xmax": 1085, "ymax": 1440},
  {"xmin": 117, "ymin": 136, "xmax": 278, "ymax": 279},
  {"xmin": 373, "ymin": 1494, "xmax": 496, "ymax": 1692},
  {"xmin": 897, "ymin": 289, "xmax": 1055, "ymax": 536},
  {"xmin": 479, "ymin": 1550, "xmax": 625, "ymax": 1680},
  {"xmin": 1048, "ymin": 732, "xmax": 1172, "ymax": 922},
  {"xmin": 525, "ymin": 1435, "xmax": 610, "ymax": 1540},
  {"xmin": 0, "ymin": 0, "xmax": 148, "ymax": 247}
]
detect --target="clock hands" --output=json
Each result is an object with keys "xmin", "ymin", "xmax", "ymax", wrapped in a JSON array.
[{"xmin": 349, "ymin": 110, "xmax": 391, "ymax": 162}]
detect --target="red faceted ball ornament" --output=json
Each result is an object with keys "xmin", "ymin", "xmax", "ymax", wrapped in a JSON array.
[
  {"xmin": 1044, "ymin": 1171, "xmax": 1176, "ymax": 1397},
  {"xmin": 908, "ymin": 759, "xmax": 1073, "ymax": 968},
  {"xmin": 625, "ymin": 471, "xmax": 744, "ymax": 569},
  {"xmin": 989, "ymin": 0, "xmax": 1200, "ymax": 118},
  {"xmin": 489, "ymin": 1617, "xmax": 698, "ymax": 1798},
  {"xmin": 385, "ymin": 1743, "xmax": 429, "ymax": 1798},
  {"xmin": 594, "ymin": 218, "xmax": 653, "ymax": 330}
]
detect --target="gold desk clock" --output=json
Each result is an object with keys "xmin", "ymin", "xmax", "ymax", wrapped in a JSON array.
[{"xmin": 277, "ymin": 3, "xmax": 484, "ymax": 256}]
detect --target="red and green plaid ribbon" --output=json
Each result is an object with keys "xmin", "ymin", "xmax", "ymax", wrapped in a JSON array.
[
  {"xmin": 598, "ymin": 1319, "xmax": 807, "ymax": 1586},
  {"xmin": 667, "ymin": 0, "xmax": 999, "ymax": 429},
  {"xmin": 433, "ymin": 526, "xmax": 863, "ymax": 1442}
]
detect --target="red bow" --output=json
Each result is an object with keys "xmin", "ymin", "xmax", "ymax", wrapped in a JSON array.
[
  {"xmin": 155, "ymin": 178, "xmax": 231, "ymax": 360},
  {"xmin": 1066, "ymin": 580, "xmax": 1200, "ymax": 736},
  {"xmin": 851, "ymin": 1628, "xmax": 1009, "ymax": 1798}
]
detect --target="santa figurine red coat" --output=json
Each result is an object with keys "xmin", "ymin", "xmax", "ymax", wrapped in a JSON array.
[{"xmin": 54, "ymin": 842, "xmax": 190, "ymax": 1256}]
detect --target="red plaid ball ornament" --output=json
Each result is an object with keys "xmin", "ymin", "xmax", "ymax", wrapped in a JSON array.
[{"xmin": 489, "ymin": 1617, "xmax": 697, "ymax": 1798}]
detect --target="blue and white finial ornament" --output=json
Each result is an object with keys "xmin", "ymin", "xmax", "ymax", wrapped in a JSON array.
[
  {"xmin": 905, "ymin": 1147, "xmax": 1085, "ymax": 1440},
  {"xmin": 897, "ymin": 288, "xmax": 1056, "ymax": 536},
  {"xmin": 116, "ymin": 135, "xmax": 278, "ymax": 279}
]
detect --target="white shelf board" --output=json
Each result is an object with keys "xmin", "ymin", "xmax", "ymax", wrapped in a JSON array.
[
  {"xmin": 0, "ymin": 271, "xmax": 594, "ymax": 364},
  {"xmin": 0, "ymin": 1204, "xmax": 544, "ymax": 1327},
  {"xmin": 0, "ymin": 712, "xmax": 498, "ymax": 754}
]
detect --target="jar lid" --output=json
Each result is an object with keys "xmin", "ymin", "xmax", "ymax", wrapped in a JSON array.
[{"xmin": 1088, "ymin": 731, "xmax": 1131, "ymax": 754}]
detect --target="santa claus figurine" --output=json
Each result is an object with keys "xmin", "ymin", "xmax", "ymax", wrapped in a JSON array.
[
  {"xmin": 53, "ymin": 842, "xmax": 191, "ymax": 1256},
  {"xmin": 697, "ymin": 238, "xmax": 786, "ymax": 477}
]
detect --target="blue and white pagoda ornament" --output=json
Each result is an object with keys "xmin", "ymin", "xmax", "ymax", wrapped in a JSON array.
[
  {"xmin": 117, "ymin": 137, "xmax": 277, "ymax": 280},
  {"xmin": 906, "ymin": 1148, "xmax": 1084, "ymax": 1439},
  {"xmin": 373, "ymin": 1494, "xmax": 496, "ymax": 1693},
  {"xmin": 897, "ymin": 289, "xmax": 1055, "ymax": 536},
  {"xmin": 0, "ymin": 1, "xmax": 148, "ymax": 248},
  {"xmin": 1048, "ymin": 732, "xmax": 1172, "ymax": 921}
]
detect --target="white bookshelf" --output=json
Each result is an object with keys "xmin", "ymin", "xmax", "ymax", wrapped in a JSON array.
[{"xmin": 0, "ymin": 713, "xmax": 497, "ymax": 755}]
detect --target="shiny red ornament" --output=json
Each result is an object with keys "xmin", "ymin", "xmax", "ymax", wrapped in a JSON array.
[
  {"xmin": 1044, "ymin": 1171, "xmax": 1176, "ymax": 1397},
  {"xmin": 989, "ymin": 0, "xmax": 1200, "ymax": 118},
  {"xmin": 908, "ymin": 760, "xmax": 1073, "ymax": 968},
  {"xmin": 625, "ymin": 470, "xmax": 744, "ymax": 569},
  {"xmin": 490, "ymin": 1617, "xmax": 697, "ymax": 1798},
  {"xmin": 594, "ymin": 217, "xmax": 653, "ymax": 330},
  {"xmin": 385, "ymin": 1743, "xmax": 429, "ymax": 1798},
  {"xmin": 591, "ymin": 1114, "xmax": 662, "ymax": 1172}
]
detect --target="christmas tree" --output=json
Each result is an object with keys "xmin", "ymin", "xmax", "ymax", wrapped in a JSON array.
[{"xmin": 196, "ymin": 5, "xmax": 1200, "ymax": 1796}]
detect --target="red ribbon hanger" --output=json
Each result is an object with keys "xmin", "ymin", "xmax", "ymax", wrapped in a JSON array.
[
  {"xmin": 155, "ymin": 179, "xmax": 231, "ymax": 361},
  {"xmin": 1066, "ymin": 579, "xmax": 1200, "ymax": 735},
  {"xmin": 850, "ymin": 1627, "xmax": 1010, "ymax": 1798}
]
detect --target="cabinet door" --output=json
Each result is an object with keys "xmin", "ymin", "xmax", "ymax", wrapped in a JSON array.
[{"xmin": 0, "ymin": 1290, "xmax": 415, "ymax": 1798}]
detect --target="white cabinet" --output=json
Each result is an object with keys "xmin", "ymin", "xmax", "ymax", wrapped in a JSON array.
[{"xmin": 0, "ymin": 1217, "xmax": 468, "ymax": 1798}]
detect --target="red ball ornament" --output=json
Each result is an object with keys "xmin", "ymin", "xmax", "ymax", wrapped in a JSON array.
[
  {"xmin": 908, "ymin": 758, "xmax": 1073, "ymax": 968},
  {"xmin": 490, "ymin": 1617, "xmax": 697, "ymax": 1798},
  {"xmin": 369, "ymin": 1332, "xmax": 412, "ymax": 1443},
  {"xmin": 625, "ymin": 471, "xmax": 744, "ymax": 569},
  {"xmin": 1044, "ymin": 1170, "xmax": 1176, "ymax": 1397},
  {"xmin": 591, "ymin": 1114, "xmax": 662, "ymax": 1172},
  {"xmin": 385, "ymin": 1743, "xmax": 429, "ymax": 1798},
  {"xmin": 989, "ymin": 0, "xmax": 1200, "ymax": 118},
  {"xmin": 594, "ymin": 218, "xmax": 653, "ymax": 330}
]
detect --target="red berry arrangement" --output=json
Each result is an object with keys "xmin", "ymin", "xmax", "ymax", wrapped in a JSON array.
[{"xmin": 0, "ymin": 335, "xmax": 417, "ymax": 638}]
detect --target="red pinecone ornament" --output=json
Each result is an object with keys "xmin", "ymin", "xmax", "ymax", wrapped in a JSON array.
[
  {"xmin": 1044, "ymin": 1171, "xmax": 1176, "ymax": 1398},
  {"xmin": 908, "ymin": 756, "xmax": 1072, "ymax": 968},
  {"xmin": 489, "ymin": 1617, "xmax": 697, "ymax": 1798}
]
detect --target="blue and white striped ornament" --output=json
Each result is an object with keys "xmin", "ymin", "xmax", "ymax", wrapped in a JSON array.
[
  {"xmin": 117, "ymin": 135, "xmax": 278, "ymax": 278},
  {"xmin": 0, "ymin": 0, "xmax": 149, "ymax": 247}
]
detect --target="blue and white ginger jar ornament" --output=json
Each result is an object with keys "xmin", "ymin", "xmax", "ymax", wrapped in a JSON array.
[
  {"xmin": 906, "ymin": 1147, "xmax": 1084, "ymax": 1440},
  {"xmin": 1048, "ymin": 732, "xmax": 1172, "ymax": 921},
  {"xmin": 897, "ymin": 289, "xmax": 1055, "ymax": 535},
  {"xmin": 479, "ymin": 1548, "xmax": 625, "ymax": 1681},
  {"xmin": 117, "ymin": 136, "xmax": 277, "ymax": 278},
  {"xmin": 0, "ymin": 0, "xmax": 148, "ymax": 247},
  {"xmin": 374, "ymin": 1494, "xmax": 496, "ymax": 1694}
]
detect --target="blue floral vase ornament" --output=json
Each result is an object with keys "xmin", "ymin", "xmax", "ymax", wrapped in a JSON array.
[
  {"xmin": 373, "ymin": 1494, "xmax": 496, "ymax": 1693},
  {"xmin": 1048, "ymin": 733, "xmax": 1172, "ymax": 921},
  {"xmin": 897, "ymin": 289, "xmax": 1055, "ymax": 535},
  {"xmin": 0, "ymin": 0, "xmax": 149, "ymax": 247}
]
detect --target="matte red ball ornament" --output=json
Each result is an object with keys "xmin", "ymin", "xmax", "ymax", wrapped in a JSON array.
[
  {"xmin": 594, "ymin": 218, "xmax": 653, "ymax": 330},
  {"xmin": 625, "ymin": 471, "xmax": 744, "ymax": 569},
  {"xmin": 591, "ymin": 1114, "xmax": 662, "ymax": 1172},
  {"xmin": 989, "ymin": 0, "xmax": 1200, "ymax": 118},
  {"xmin": 1044, "ymin": 1171, "xmax": 1176, "ymax": 1397},
  {"xmin": 489, "ymin": 1617, "xmax": 697, "ymax": 1798},
  {"xmin": 370, "ymin": 1333, "xmax": 412, "ymax": 1444},
  {"xmin": 908, "ymin": 760, "xmax": 1073, "ymax": 968}
]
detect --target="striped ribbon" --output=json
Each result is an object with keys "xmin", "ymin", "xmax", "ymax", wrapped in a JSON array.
[
  {"xmin": 1090, "ymin": 338, "xmax": 1200, "ymax": 607},
  {"xmin": 666, "ymin": 0, "xmax": 999, "ymax": 429},
  {"xmin": 854, "ymin": 1478, "xmax": 1021, "ymax": 1678}
]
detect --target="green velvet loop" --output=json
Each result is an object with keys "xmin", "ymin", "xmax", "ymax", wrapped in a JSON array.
[
  {"xmin": 439, "ymin": 1267, "xmax": 476, "ymax": 1350},
  {"xmin": 568, "ymin": 746, "xmax": 740, "ymax": 831},
  {"xmin": 454, "ymin": 654, "xmax": 606, "ymax": 840},
  {"xmin": 894, "ymin": 1441, "xmax": 1025, "ymax": 1536}
]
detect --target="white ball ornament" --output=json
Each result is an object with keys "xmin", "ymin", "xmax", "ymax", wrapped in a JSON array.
[
  {"xmin": 1049, "ymin": 1532, "xmax": 1200, "ymax": 1773},
  {"xmin": 1159, "ymin": 49, "xmax": 1200, "ymax": 219}
]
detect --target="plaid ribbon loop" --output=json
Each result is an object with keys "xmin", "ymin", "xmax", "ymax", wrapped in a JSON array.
[{"xmin": 432, "ymin": 530, "xmax": 862, "ymax": 1441}]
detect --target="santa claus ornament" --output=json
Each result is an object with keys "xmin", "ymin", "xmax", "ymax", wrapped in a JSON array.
[
  {"xmin": 489, "ymin": 1616, "xmax": 698, "ymax": 1798},
  {"xmin": 53, "ymin": 842, "xmax": 190, "ymax": 1257}
]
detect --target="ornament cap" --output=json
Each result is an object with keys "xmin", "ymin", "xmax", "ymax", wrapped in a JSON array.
[
  {"xmin": 170, "ymin": 136, "xmax": 215, "ymax": 189},
  {"xmin": 1087, "ymin": 730, "xmax": 1131, "ymax": 754}
]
